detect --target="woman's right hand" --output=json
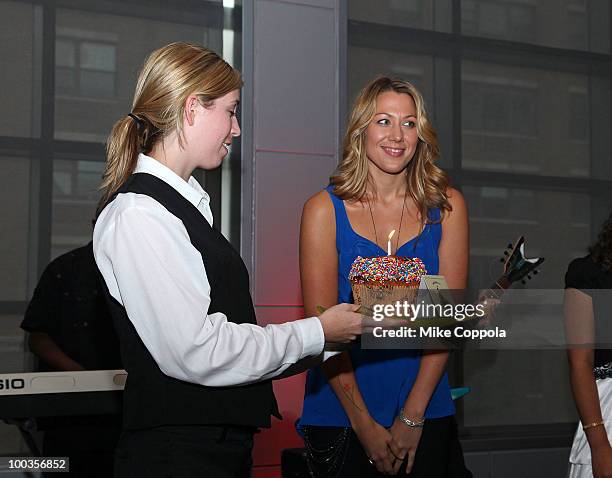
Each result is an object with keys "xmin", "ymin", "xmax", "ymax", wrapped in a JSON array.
[
  {"xmin": 318, "ymin": 303, "xmax": 363, "ymax": 343},
  {"xmin": 353, "ymin": 417, "xmax": 396, "ymax": 475},
  {"xmin": 592, "ymin": 443, "xmax": 612, "ymax": 478}
]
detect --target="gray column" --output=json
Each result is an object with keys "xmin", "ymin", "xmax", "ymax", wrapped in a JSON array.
[
  {"xmin": 241, "ymin": 0, "xmax": 345, "ymax": 468},
  {"xmin": 242, "ymin": 0, "xmax": 344, "ymax": 307}
]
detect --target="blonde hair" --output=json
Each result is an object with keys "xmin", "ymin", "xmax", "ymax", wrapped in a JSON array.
[
  {"xmin": 99, "ymin": 42, "xmax": 242, "ymax": 207},
  {"xmin": 331, "ymin": 76, "xmax": 451, "ymax": 223}
]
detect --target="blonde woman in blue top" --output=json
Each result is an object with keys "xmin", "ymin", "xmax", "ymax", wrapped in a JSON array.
[{"xmin": 298, "ymin": 77, "xmax": 470, "ymax": 477}]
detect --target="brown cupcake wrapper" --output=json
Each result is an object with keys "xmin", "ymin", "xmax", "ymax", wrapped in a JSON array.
[{"xmin": 351, "ymin": 283, "xmax": 420, "ymax": 307}]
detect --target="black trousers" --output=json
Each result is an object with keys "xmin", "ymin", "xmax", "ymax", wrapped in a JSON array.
[
  {"xmin": 304, "ymin": 416, "xmax": 472, "ymax": 478},
  {"xmin": 114, "ymin": 425, "xmax": 255, "ymax": 478},
  {"xmin": 41, "ymin": 418, "xmax": 121, "ymax": 478}
]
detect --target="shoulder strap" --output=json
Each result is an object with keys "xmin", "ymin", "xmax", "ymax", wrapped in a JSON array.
[
  {"xmin": 324, "ymin": 185, "xmax": 351, "ymax": 231},
  {"xmin": 427, "ymin": 207, "xmax": 441, "ymax": 223}
]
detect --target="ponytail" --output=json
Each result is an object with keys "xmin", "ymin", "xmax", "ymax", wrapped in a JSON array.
[{"xmin": 97, "ymin": 116, "xmax": 140, "ymax": 212}]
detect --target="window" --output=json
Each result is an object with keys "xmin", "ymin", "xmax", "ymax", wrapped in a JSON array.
[
  {"xmin": 0, "ymin": 0, "xmax": 39, "ymax": 138},
  {"xmin": 348, "ymin": 0, "xmax": 447, "ymax": 32},
  {"xmin": 56, "ymin": 34, "xmax": 117, "ymax": 100},
  {"xmin": 462, "ymin": 0, "xmax": 536, "ymax": 42},
  {"xmin": 568, "ymin": 88, "xmax": 589, "ymax": 143},
  {"xmin": 566, "ymin": 0, "xmax": 588, "ymax": 50},
  {"xmin": 462, "ymin": 62, "xmax": 596, "ymax": 178},
  {"xmin": 51, "ymin": 160, "xmax": 104, "ymax": 258},
  {"xmin": 462, "ymin": 0, "xmax": 608, "ymax": 52},
  {"xmin": 0, "ymin": 0, "xmax": 231, "ymax": 454},
  {"xmin": 463, "ymin": 77, "xmax": 538, "ymax": 136},
  {"xmin": 348, "ymin": 0, "xmax": 612, "ymax": 443}
]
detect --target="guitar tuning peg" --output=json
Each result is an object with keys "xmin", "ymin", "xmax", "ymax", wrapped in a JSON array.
[
  {"xmin": 527, "ymin": 275, "xmax": 532, "ymax": 280},
  {"xmin": 507, "ymin": 243, "xmax": 513, "ymax": 249},
  {"xmin": 504, "ymin": 251, "xmax": 509, "ymax": 256},
  {"xmin": 533, "ymin": 270, "xmax": 538, "ymax": 275}
]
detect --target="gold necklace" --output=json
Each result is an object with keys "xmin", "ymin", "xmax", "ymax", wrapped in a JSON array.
[{"xmin": 366, "ymin": 191, "xmax": 407, "ymax": 255}]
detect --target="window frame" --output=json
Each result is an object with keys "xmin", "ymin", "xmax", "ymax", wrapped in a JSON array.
[
  {"xmin": 0, "ymin": 0, "xmax": 239, "ymax": 315},
  {"xmin": 347, "ymin": 0, "xmax": 612, "ymax": 447}
]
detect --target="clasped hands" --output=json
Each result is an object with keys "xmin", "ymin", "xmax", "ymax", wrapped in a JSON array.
[{"xmin": 355, "ymin": 415, "xmax": 423, "ymax": 475}]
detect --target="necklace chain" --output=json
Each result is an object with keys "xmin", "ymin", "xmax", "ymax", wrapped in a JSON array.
[{"xmin": 366, "ymin": 191, "xmax": 407, "ymax": 255}]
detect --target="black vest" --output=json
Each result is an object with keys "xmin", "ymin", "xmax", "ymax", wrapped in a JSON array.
[{"xmin": 100, "ymin": 173, "xmax": 279, "ymax": 430}]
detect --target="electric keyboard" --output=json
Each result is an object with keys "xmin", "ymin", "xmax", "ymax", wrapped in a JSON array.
[{"xmin": 0, "ymin": 370, "xmax": 126, "ymax": 419}]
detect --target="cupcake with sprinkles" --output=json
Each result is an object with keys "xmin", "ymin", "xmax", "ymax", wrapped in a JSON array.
[{"xmin": 349, "ymin": 255, "xmax": 427, "ymax": 307}]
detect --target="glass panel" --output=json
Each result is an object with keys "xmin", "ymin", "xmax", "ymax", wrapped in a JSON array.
[
  {"xmin": 461, "ymin": 0, "xmax": 610, "ymax": 53},
  {"xmin": 80, "ymin": 41, "xmax": 116, "ymax": 72},
  {"xmin": 56, "ymin": 38, "xmax": 76, "ymax": 68},
  {"xmin": 464, "ymin": 184, "xmax": 592, "ymax": 426},
  {"xmin": 56, "ymin": 66, "xmax": 77, "ymax": 96},
  {"xmin": 348, "ymin": 47, "xmax": 453, "ymax": 167},
  {"xmin": 348, "ymin": 0, "xmax": 451, "ymax": 32},
  {"xmin": 80, "ymin": 70, "xmax": 115, "ymax": 99},
  {"xmin": 464, "ymin": 350, "xmax": 577, "ymax": 426},
  {"xmin": 0, "ymin": 315, "xmax": 27, "ymax": 374},
  {"xmin": 348, "ymin": 47, "xmax": 434, "ymax": 107},
  {"xmin": 347, "ymin": 0, "xmax": 612, "ymax": 435},
  {"xmin": 461, "ymin": 61, "xmax": 610, "ymax": 179},
  {"xmin": 0, "ymin": 315, "xmax": 30, "ymax": 455},
  {"xmin": 465, "ymin": 185, "xmax": 591, "ymax": 290},
  {"xmin": 569, "ymin": 88, "xmax": 588, "ymax": 141},
  {"xmin": 0, "ymin": 1, "xmax": 39, "ymax": 138},
  {"xmin": 0, "ymin": 156, "xmax": 31, "ymax": 301},
  {"xmin": 55, "ymin": 8, "xmax": 222, "ymax": 142},
  {"xmin": 51, "ymin": 160, "xmax": 104, "ymax": 259}
]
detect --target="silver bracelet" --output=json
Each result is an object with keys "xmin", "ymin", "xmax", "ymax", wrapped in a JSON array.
[{"xmin": 399, "ymin": 408, "xmax": 425, "ymax": 428}]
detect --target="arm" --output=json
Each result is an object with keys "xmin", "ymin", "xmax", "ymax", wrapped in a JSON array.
[
  {"xmin": 300, "ymin": 193, "xmax": 368, "ymax": 422},
  {"xmin": 405, "ymin": 187, "xmax": 468, "ymax": 415},
  {"xmin": 28, "ymin": 332, "xmax": 85, "ymax": 371},
  {"xmin": 390, "ymin": 187, "xmax": 469, "ymax": 473},
  {"xmin": 565, "ymin": 288, "xmax": 612, "ymax": 475},
  {"xmin": 94, "ymin": 194, "xmax": 339, "ymax": 387},
  {"xmin": 21, "ymin": 262, "xmax": 84, "ymax": 371},
  {"xmin": 300, "ymin": 192, "xmax": 395, "ymax": 474}
]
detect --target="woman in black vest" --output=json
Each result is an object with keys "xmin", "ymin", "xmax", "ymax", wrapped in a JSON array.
[{"xmin": 93, "ymin": 42, "xmax": 364, "ymax": 478}]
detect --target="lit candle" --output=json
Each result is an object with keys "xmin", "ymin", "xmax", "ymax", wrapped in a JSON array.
[{"xmin": 387, "ymin": 230, "xmax": 396, "ymax": 256}]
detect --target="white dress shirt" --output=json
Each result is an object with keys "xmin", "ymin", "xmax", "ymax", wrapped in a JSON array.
[{"xmin": 94, "ymin": 154, "xmax": 324, "ymax": 387}]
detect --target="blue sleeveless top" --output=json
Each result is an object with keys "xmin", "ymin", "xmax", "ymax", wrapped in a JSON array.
[{"xmin": 298, "ymin": 187, "xmax": 455, "ymax": 428}]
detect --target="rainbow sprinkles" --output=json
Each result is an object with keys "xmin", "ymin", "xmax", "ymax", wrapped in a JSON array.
[{"xmin": 349, "ymin": 256, "xmax": 427, "ymax": 286}]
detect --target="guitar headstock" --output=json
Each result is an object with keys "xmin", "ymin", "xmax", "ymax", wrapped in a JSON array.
[{"xmin": 500, "ymin": 236, "xmax": 544, "ymax": 286}]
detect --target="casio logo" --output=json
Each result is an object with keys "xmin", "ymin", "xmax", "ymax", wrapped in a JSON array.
[{"xmin": 0, "ymin": 378, "xmax": 25, "ymax": 390}]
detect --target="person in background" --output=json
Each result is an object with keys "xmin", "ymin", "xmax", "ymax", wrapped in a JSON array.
[
  {"xmin": 298, "ymin": 76, "xmax": 471, "ymax": 477},
  {"xmin": 566, "ymin": 212, "xmax": 612, "ymax": 478},
  {"xmin": 21, "ymin": 241, "xmax": 122, "ymax": 477}
]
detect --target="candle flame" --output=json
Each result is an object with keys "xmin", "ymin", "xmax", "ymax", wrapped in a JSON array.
[{"xmin": 388, "ymin": 230, "xmax": 396, "ymax": 240}]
